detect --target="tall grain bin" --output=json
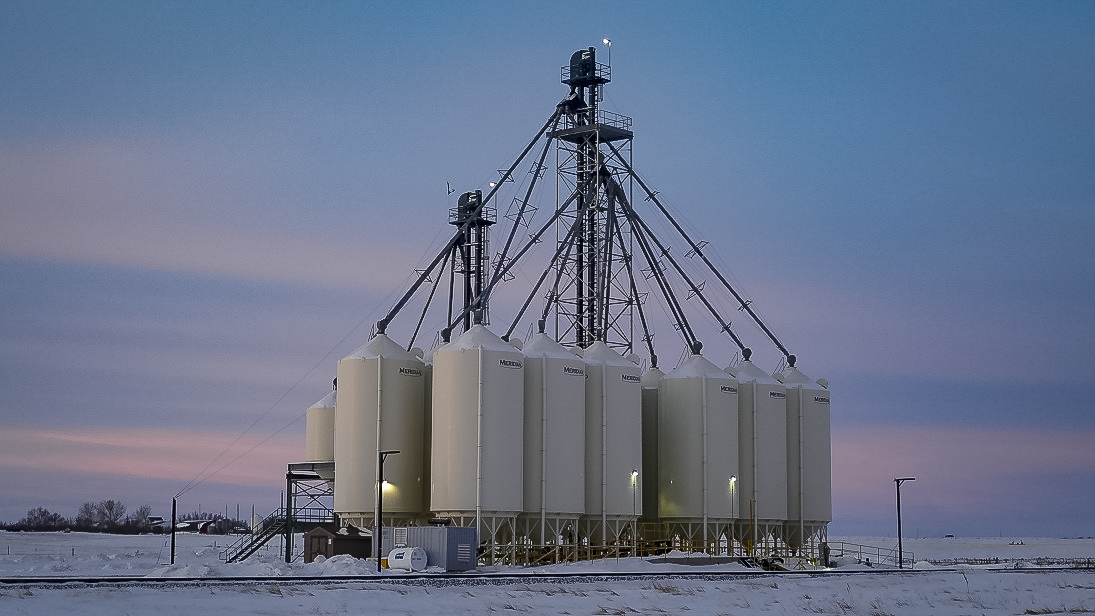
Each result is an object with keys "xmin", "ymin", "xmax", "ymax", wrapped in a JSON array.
[
  {"xmin": 640, "ymin": 367, "xmax": 664, "ymax": 522},
  {"xmin": 582, "ymin": 341, "xmax": 643, "ymax": 543},
  {"xmin": 659, "ymin": 353, "xmax": 739, "ymax": 546},
  {"xmin": 333, "ymin": 334, "xmax": 426, "ymax": 528},
  {"xmin": 431, "ymin": 324, "xmax": 524, "ymax": 546},
  {"xmin": 520, "ymin": 332, "xmax": 586, "ymax": 545},
  {"xmin": 305, "ymin": 386, "xmax": 336, "ymax": 480},
  {"xmin": 729, "ymin": 356, "xmax": 788, "ymax": 552},
  {"xmin": 779, "ymin": 363, "xmax": 831, "ymax": 551}
]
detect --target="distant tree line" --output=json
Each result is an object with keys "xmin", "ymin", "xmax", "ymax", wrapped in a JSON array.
[
  {"xmin": 1, "ymin": 502, "xmax": 249, "ymax": 534},
  {"xmin": 1, "ymin": 499, "xmax": 155, "ymax": 534},
  {"xmin": 174, "ymin": 510, "xmax": 249, "ymax": 534}
]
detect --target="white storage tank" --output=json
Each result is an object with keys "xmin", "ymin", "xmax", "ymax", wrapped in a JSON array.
[
  {"xmin": 305, "ymin": 386, "xmax": 336, "ymax": 465},
  {"xmin": 582, "ymin": 341, "xmax": 643, "ymax": 540},
  {"xmin": 522, "ymin": 332, "xmax": 586, "ymax": 521},
  {"xmin": 431, "ymin": 324, "xmax": 525, "ymax": 517},
  {"xmin": 658, "ymin": 353, "xmax": 739, "ymax": 531},
  {"xmin": 779, "ymin": 361, "xmax": 831, "ymax": 548},
  {"xmin": 333, "ymin": 334, "xmax": 426, "ymax": 525},
  {"xmin": 728, "ymin": 353, "xmax": 788, "ymax": 540},
  {"xmin": 386, "ymin": 546, "xmax": 428, "ymax": 571},
  {"xmin": 640, "ymin": 366, "xmax": 664, "ymax": 521}
]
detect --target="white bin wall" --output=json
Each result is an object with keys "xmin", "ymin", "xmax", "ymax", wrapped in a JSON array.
[
  {"xmin": 731, "ymin": 361, "xmax": 788, "ymax": 524},
  {"xmin": 333, "ymin": 335, "xmax": 426, "ymax": 519},
  {"xmin": 431, "ymin": 325, "xmax": 524, "ymax": 515},
  {"xmin": 658, "ymin": 355, "xmax": 738, "ymax": 520},
  {"xmin": 583, "ymin": 342, "xmax": 643, "ymax": 519},
  {"xmin": 522, "ymin": 333, "xmax": 586, "ymax": 517},
  {"xmin": 305, "ymin": 390, "xmax": 336, "ymax": 463},
  {"xmin": 782, "ymin": 366, "xmax": 832, "ymax": 526},
  {"xmin": 421, "ymin": 359, "xmax": 434, "ymax": 516}
]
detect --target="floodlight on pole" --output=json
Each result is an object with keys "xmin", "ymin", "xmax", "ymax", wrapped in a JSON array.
[
  {"xmin": 377, "ymin": 450, "xmax": 400, "ymax": 573},
  {"xmin": 729, "ymin": 475, "xmax": 737, "ymax": 520},
  {"xmin": 631, "ymin": 469, "xmax": 639, "ymax": 515},
  {"xmin": 602, "ymin": 38, "xmax": 612, "ymax": 67},
  {"xmin": 895, "ymin": 477, "xmax": 915, "ymax": 569}
]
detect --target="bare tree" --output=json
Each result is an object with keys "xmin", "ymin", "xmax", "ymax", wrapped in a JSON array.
[
  {"xmin": 19, "ymin": 507, "xmax": 67, "ymax": 531},
  {"xmin": 75, "ymin": 502, "xmax": 97, "ymax": 528},
  {"xmin": 95, "ymin": 499, "xmax": 127, "ymax": 529},
  {"xmin": 126, "ymin": 504, "xmax": 153, "ymax": 532}
]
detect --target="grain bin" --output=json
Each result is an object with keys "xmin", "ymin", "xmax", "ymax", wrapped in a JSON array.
[
  {"xmin": 305, "ymin": 387, "xmax": 336, "ymax": 468},
  {"xmin": 333, "ymin": 334, "xmax": 426, "ymax": 528},
  {"xmin": 778, "ymin": 363, "xmax": 831, "ymax": 550},
  {"xmin": 728, "ymin": 356, "xmax": 788, "ymax": 547},
  {"xmin": 521, "ymin": 332, "xmax": 585, "ymax": 544},
  {"xmin": 581, "ymin": 341, "xmax": 642, "ymax": 543},
  {"xmin": 658, "ymin": 353, "xmax": 738, "ymax": 544},
  {"xmin": 430, "ymin": 324, "xmax": 524, "ymax": 525}
]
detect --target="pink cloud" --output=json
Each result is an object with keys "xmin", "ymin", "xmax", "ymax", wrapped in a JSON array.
[
  {"xmin": 0, "ymin": 138, "xmax": 420, "ymax": 291},
  {"xmin": 833, "ymin": 425, "xmax": 1095, "ymax": 516},
  {"xmin": 0, "ymin": 427, "xmax": 302, "ymax": 486}
]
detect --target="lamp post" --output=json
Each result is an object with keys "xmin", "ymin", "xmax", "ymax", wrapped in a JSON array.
[
  {"xmin": 729, "ymin": 476, "xmax": 737, "ymax": 556},
  {"xmin": 377, "ymin": 450, "xmax": 399, "ymax": 573},
  {"xmin": 729, "ymin": 475, "xmax": 737, "ymax": 520},
  {"xmin": 894, "ymin": 477, "xmax": 915, "ymax": 569},
  {"xmin": 631, "ymin": 469, "xmax": 639, "ymax": 516}
]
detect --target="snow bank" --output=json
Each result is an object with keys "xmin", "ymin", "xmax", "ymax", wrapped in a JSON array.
[{"xmin": 3, "ymin": 532, "xmax": 1095, "ymax": 615}]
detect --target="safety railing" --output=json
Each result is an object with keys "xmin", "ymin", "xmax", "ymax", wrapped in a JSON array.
[
  {"xmin": 828, "ymin": 541, "xmax": 912, "ymax": 568},
  {"xmin": 220, "ymin": 509, "xmax": 286, "ymax": 563},
  {"xmin": 558, "ymin": 108, "xmax": 633, "ymax": 133}
]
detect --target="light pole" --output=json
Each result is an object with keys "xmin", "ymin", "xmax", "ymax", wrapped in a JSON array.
[
  {"xmin": 729, "ymin": 475, "xmax": 737, "ymax": 520},
  {"xmin": 631, "ymin": 469, "xmax": 639, "ymax": 516},
  {"xmin": 377, "ymin": 450, "xmax": 399, "ymax": 573},
  {"xmin": 729, "ymin": 476, "xmax": 737, "ymax": 556},
  {"xmin": 894, "ymin": 477, "xmax": 915, "ymax": 569},
  {"xmin": 602, "ymin": 38, "xmax": 612, "ymax": 67}
]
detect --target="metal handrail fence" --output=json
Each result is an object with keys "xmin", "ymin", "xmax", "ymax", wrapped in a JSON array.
[{"xmin": 828, "ymin": 541, "xmax": 912, "ymax": 568}]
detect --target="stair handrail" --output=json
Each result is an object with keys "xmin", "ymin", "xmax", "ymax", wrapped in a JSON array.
[{"xmin": 220, "ymin": 508, "xmax": 287, "ymax": 563}]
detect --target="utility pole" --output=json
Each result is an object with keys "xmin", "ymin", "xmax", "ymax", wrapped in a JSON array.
[
  {"xmin": 170, "ymin": 497, "xmax": 177, "ymax": 565},
  {"xmin": 895, "ymin": 477, "xmax": 915, "ymax": 569}
]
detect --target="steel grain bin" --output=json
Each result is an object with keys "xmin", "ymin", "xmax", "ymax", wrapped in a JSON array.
[
  {"xmin": 431, "ymin": 324, "xmax": 524, "ymax": 517},
  {"xmin": 582, "ymin": 341, "xmax": 642, "ymax": 540},
  {"xmin": 522, "ymin": 332, "xmax": 586, "ymax": 521},
  {"xmin": 333, "ymin": 334, "xmax": 426, "ymax": 526},
  {"xmin": 305, "ymin": 388, "xmax": 336, "ymax": 465},
  {"xmin": 658, "ymin": 354, "xmax": 739, "ymax": 533},
  {"xmin": 779, "ymin": 364, "xmax": 831, "ymax": 548},
  {"xmin": 730, "ymin": 359, "xmax": 788, "ymax": 539}
]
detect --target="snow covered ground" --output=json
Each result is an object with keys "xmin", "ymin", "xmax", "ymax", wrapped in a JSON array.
[{"xmin": 2, "ymin": 531, "xmax": 1093, "ymax": 614}]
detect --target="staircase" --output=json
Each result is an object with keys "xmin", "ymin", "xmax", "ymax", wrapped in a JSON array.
[{"xmin": 221, "ymin": 509, "xmax": 287, "ymax": 563}]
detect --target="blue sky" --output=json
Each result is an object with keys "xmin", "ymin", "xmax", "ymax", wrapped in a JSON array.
[{"xmin": 2, "ymin": 1, "xmax": 1093, "ymax": 537}]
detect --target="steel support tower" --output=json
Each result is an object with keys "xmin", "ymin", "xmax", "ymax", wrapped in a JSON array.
[{"xmin": 551, "ymin": 47, "xmax": 637, "ymax": 353}]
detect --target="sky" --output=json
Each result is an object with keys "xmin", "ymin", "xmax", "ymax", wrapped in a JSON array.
[{"xmin": 1, "ymin": 1, "xmax": 1093, "ymax": 538}]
